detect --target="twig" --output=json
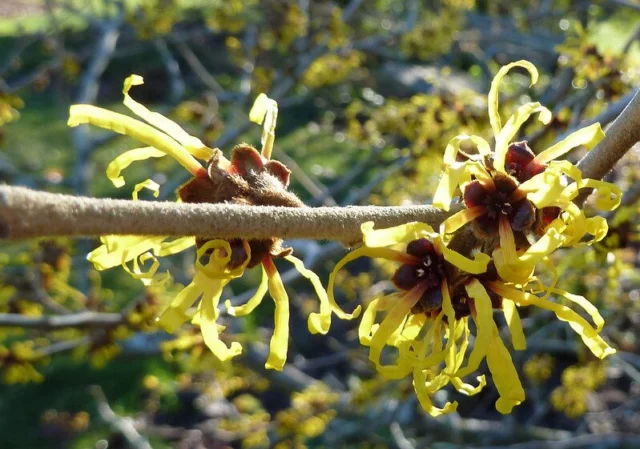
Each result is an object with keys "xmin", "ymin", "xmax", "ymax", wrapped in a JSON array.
[
  {"xmin": 0, "ymin": 186, "xmax": 459, "ymax": 243},
  {"xmin": 91, "ymin": 386, "xmax": 154, "ymax": 449},
  {"xmin": 0, "ymin": 311, "xmax": 123, "ymax": 330},
  {"xmin": 153, "ymin": 38, "xmax": 184, "ymax": 105},
  {"xmin": 273, "ymin": 148, "xmax": 338, "ymax": 206},
  {"xmin": 575, "ymin": 89, "xmax": 640, "ymax": 204},
  {"xmin": 390, "ymin": 422, "xmax": 416, "ymax": 449},
  {"xmin": 471, "ymin": 433, "xmax": 639, "ymax": 449},
  {"xmin": 175, "ymin": 41, "xmax": 225, "ymax": 94}
]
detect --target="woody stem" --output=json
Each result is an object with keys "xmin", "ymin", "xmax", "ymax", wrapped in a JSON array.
[{"xmin": 0, "ymin": 186, "xmax": 461, "ymax": 244}]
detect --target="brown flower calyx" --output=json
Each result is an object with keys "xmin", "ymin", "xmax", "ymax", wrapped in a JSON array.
[
  {"xmin": 449, "ymin": 262, "xmax": 503, "ymax": 320},
  {"xmin": 178, "ymin": 144, "xmax": 304, "ymax": 268},
  {"xmin": 464, "ymin": 172, "xmax": 536, "ymax": 240},
  {"xmin": 390, "ymin": 238, "xmax": 448, "ymax": 316}
]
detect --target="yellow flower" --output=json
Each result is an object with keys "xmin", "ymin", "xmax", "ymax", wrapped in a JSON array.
[
  {"xmin": 328, "ymin": 221, "xmax": 491, "ymax": 415},
  {"xmin": 0, "ymin": 341, "xmax": 45, "ymax": 384},
  {"xmin": 433, "ymin": 60, "xmax": 621, "ymax": 283},
  {"xmin": 69, "ymin": 76, "xmax": 333, "ymax": 370},
  {"xmin": 330, "ymin": 220, "xmax": 615, "ymax": 415}
]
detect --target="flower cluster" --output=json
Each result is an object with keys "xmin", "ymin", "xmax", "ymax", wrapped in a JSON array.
[
  {"xmin": 551, "ymin": 361, "xmax": 607, "ymax": 418},
  {"xmin": 66, "ymin": 60, "xmax": 620, "ymax": 418},
  {"xmin": 68, "ymin": 76, "xmax": 333, "ymax": 371},
  {"xmin": 329, "ymin": 61, "xmax": 620, "ymax": 416}
]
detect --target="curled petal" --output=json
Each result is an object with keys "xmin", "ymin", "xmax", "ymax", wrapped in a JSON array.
[
  {"xmin": 106, "ymin": 147, "xmax": 165, "ymax": 188},
  {"xmin": 225, "ymin": 264, "xmax": 268, "ymax": 316},
  {"xmin": 68, "ymin": 105, "xmax": 205, "ymax": 177},
  {"xmin": 369, "ymin": 286, "xmax": 423, "ymax": 379},
  {"xmin": 441, "ymin": 206, "xmax": 487, "ymax": 236},
  {"xmin": 490, "ymin": 283, "xmax": 616, "ymax": 359},
  {"xmin": 451, "ymin": 375, "xmax": 487, "ymax": 396},
  {"xmin": 456, "ymin": 279, "xmax": 493, "ymax": 378},
  {"xmin": 249, "ymin": 93, "xmax": 278, "ymax": 159},
  {"xmin": 362, "ymin": 221, "xmax": 438, "ymax": 247},
  {"xmin": 122, "ymin": 251, "xmax": 160, "ymax": 286},
  {"xmin": 132, "ymin": 179, "xmax": 160, "ymax": 201},
  {"xmin": 438, "ymin": 241, "xmax": 490, "ymax": 275},
  {"xmin": 88, "ymin": 236, "xmax": 165, "ymax": 271},
  {"xmin": 264, "ymin": 259, "xmax": 290, "ymax": 371},
  {"xmin": 489, "ymin": 60, "xmax": 539, "ymax": 137},
  {"xmin": 122, "ymin": 75, "xmax": 214, "ymax": 160},
  {"xmin": 487, "ymin": 328, "xmax": 525, "ymax": 414},
  {"xmin": 413, "ymin": 368, "xmax": 458, "ymax": 417},
  {"xmin": 284, "ymin": 255, "xmax": 332, "ymax": 335},
  {"xmin": 494, "ymin": 220, "xmax": 565, "ymax": 284},
  {"xmin": 502, "ymin": 299, "xmax": 526, "ymax": 350},
  {"xmin": 198, "ymin": 278, "xmax": 243, "ymax": 361},
  {"xmin": 584, "ymin": 216, "xmax": 609, "ymax": 244},
  {"xmin": 440, "ymin": 280, "xmax": 460, "ymax": 375},
  {"xmin": 157, "ymin": 271, "xmax": 211, "ymax": 332},
  {"xmin": 533, "ymin": 123, "xmax": 605, "ymax": 165},
  {"xmin": 157, "ymin": 237, "xmax": 196, "ymax": 256},
  {"xmin": 443, "ymin": 134, "xmax": 492, "ymax": 165},
  {"xmin": 494, "ymin": 102, "xmax": 552, "ymax": 174},
  {"xmin": 433, "ymin": 161, "xmax": 493, "ymax": 210},
  {"xmin": 575, "ymin": 179, "xmax": 622, "ymax": 211},
  {"xmin": 328, "ymin": 246, "xmax": 415, "ymax": 320},
  {"xmin": 359, "ymin": 295, "xmax": 398, "ymax": 345}
]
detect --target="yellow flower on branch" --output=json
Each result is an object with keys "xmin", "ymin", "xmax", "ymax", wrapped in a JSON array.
[
  {"xmin": 68, "ymin": 76, "xmax": 333, "ymax": 370},
  {"xmin": 433, "ymin": 60, "xmax": 621, "ymax": 283},
  {"xmin": 328, "ymin": 221, "xmax": 492, "ymax": 415},
  {"xmin": 329, "ymin": 219, "xmax": 615, "ymax": 415}
]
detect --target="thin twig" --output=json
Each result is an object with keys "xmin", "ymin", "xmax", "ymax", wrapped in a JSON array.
[
  {"xmin": 0, "ymin": 186, "xmax": 459, "ymax": 243},
  {"xmin": 0, "ymin": 311, "xmax": 123, "ymax": 330},
  {"xmin": 91, "ymin": 385, "xmax": 154, "ymax": 449}
]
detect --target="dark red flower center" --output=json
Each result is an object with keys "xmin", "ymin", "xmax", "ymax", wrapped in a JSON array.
[
  {"xmin": 463, "ymin": 174, "xmax": 536, "ymax": 238},
  {"xmin": 391, "ymin": 239, "xmax": 446, "ymax": 314},
  {"xmin": 505, "ymin": 141, "xmax": 547, "ymax": 183}
]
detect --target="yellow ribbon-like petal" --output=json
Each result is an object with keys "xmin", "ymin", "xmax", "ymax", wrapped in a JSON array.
[
  {"xmin": 285, "ymin": 255, "xmax": 333, "ymax": 335},
  {"xmin": 122, "ymin": 75, "xmax": 214, "ymax": 160},
  {"xmin": 361, "ymin": 221, "xmax": 438, "ymax": 247},
  {"xmin": 265, "ymin": 264, "xmax": 290, "ymax": 371},
  {"xmin": 413, "ymin": 367, "xmax": 458, "ymax": 417},
  {"xmin": 488, "ymin": 60, "xmax": 539, "ymax": 137},
  {"xmin": 439, "ymin": 241, "xmax": 490, "ymax": 275},
  {"xmin": 157, "ymin": 270, "xmax": 211, "ymax": 333},
  {"xmin": 368, "ymin": 286, "xmax": 422, "ymax": 379},
  {"xmin": 533, "ymin": 123, "xmax": 605, "ymax": 165},
  {"xmin": 249, "ymin": 93, "xmax": 278, "ymax": 159},
  {"xmin": 455, "ymin": 280, "xmax": 494, "ymax": 377},
  {"xmin": 359, "ymin": 294, "xmax": 399, "ymax": 345},
  {"xmin": 132, "ymin": 179, "xmax": 160, "ymax": 201},
  {"xmin": 486, "ymin": 327, "xmax": 525, "ymax": 414},
  {"xmin": 68, "ymin": 105, "xmax": 205, "ymax": 177},
  {"xmin": 502, "ymin": 299, "xmax": 526, "ymax": 350},
  {"xmin": 494, "ymin": 102, "xmax": 552, "ymax": 173},
  {"xmin": 490, "ymin": 282, "xmax": 615, "ymax": 359},
  {"xmin": 225, "ymin": 264, "xmax": 269, "ymax": 317},
  {"xmin": 106, "ymin": 146, "xmax": 166, "ymax": 188},
  {"xmin": 198, "ymin": 277, "xmax": 243, "ymax": 361}
]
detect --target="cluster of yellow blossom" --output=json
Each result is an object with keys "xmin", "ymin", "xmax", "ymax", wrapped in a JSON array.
[
  {"xmin": 329, "ymin": 60, "xmax": 621, "ymax": 415},
  {"xmin": 551, "ymin": 361, "xmax": 607, "ymax": 418},
  {"xmin": 67, "ymin": 59, "xmax": 620, "ymax": 418},
  {"xmin": 69, "ymin": 76, "xmax": 333, "ymax": 373}
]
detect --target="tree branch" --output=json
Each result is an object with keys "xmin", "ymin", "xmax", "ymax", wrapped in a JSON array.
[
  {"xmin": 576, "ymin": 89, "xmax": 640, "ymax": 182},
  {"xmin": 0, "ymin": 186, "xmax": 460, "ymax": 243},
  {"xmin": 0, "ymin": 311, "xmax": 123, "ymax": 330}
]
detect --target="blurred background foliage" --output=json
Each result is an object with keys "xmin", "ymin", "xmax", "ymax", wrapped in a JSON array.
[{"xmin": 0, "ymin": 0, "xmax": 640, "ymax": 448}]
